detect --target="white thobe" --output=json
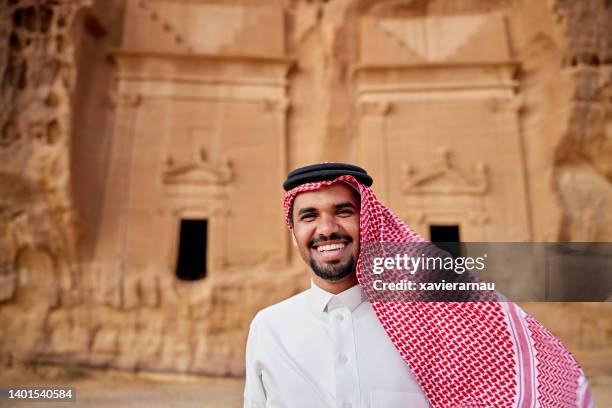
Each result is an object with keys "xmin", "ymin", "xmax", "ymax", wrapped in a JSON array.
[{"xmin": 244, "ymin": 282, "xmax": 431, "ymax": 408}]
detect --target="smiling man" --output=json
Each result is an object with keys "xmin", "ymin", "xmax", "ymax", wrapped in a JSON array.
[
  {"xmin": 243, "ymin": 163, "xmax": 592, "ymax": 408},
  {"xmin": 244, "ymin": 164, "xmax": 429, "ymax": 408}
]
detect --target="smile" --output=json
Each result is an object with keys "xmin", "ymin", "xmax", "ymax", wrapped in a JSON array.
[
  {"xmin": 317, "ymin": 243, "xmax": 346, "ymax": 252},
  {"xmin": 311, "ymin": 240, "xmax": 351, "ymax": 262}
]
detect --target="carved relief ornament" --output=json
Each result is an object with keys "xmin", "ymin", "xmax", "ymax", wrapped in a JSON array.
[
  {"xmin": 163, "ymin": 154, "xmax": 233, "ymax": 186},
  {"xmin": 359, "ymin": 101, "xmax": 393, "ymax": 116},
  {"xmin": 402, "ymin": 148, "xmax": 488, "ymax": 195}
]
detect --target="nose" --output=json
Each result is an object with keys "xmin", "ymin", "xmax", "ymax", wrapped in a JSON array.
[{"xmin": 315, "ymin": 213, "xmax": 340, "ymax": 237}]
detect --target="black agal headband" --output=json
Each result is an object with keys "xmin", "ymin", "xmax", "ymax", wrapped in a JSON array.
[{"xmin": 283, "ymin": 163, "xmax": 373, "ymax": 191}]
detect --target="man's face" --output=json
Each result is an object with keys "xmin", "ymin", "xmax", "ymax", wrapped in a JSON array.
[{"xmin": 291, "ymin": 183, "xmax": 360, "ymax": 282}]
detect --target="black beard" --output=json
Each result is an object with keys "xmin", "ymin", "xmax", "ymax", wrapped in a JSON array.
[{"xmin": 309, "ymin": 255, "xmax": 356, "ymax": 282}]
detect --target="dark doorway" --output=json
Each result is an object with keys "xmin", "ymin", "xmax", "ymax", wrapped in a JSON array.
[
  {"xmin": 175, "ymin": 219, "xmax": 208, "ymax": 281},
  {"xmin": 430, "ymin": 224, "xmax": 462, "ymax": 258}
]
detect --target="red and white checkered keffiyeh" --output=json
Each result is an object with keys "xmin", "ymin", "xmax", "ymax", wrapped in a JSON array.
[{"xmin": 284, "ymin": 175, "xmax": 593, "ymax": 408}]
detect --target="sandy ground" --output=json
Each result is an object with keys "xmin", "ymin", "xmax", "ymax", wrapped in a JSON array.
[
  {"xmin": 0, "ymin": 362, "xmax": 610, "ymax": 407},
  {"xmin": 0, "ymin": 365, "xmax": 243, "ymax": 408}
]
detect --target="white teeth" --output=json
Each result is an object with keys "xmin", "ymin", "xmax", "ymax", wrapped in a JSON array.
[{"xmin": 317, "ymin": 243, "xmax": 346, "ymax": 252}]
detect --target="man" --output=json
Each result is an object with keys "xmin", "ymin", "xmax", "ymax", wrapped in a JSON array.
[{"xmin": 244, "ymin": 163, "xmax": 592, "ymax": 408}]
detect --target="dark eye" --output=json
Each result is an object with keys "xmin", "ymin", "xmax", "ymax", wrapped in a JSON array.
[
  {"xmin": 337, "ymin": 209, "xmax": 353, "ymax": 216},
  {"xmin": 300, "ymin": 213, "xmax": 316, "ymax": 221}
]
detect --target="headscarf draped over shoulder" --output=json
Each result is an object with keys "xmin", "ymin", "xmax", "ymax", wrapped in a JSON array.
[{"xmin": 283, "ymin": 162, "xmax": 592, "ymax": 408}]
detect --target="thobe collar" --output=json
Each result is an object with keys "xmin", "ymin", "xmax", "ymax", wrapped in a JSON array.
[{"xmin": 309, "ymin": 280, "xmax": 367, "ymax": 314}]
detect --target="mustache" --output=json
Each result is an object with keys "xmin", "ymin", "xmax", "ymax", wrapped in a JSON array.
[{"xmin": 308, "ymin": 233, "xmax": 352, "ymax": 248}]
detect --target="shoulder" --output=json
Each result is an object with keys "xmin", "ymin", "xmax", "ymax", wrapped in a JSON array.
[{"xmin": 251, "ymin": 289, "xmax": 311, "ymax": 328}]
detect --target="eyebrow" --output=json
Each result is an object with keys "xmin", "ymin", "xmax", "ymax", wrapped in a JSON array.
[
  {"xmin": 297, "ymin": 202, "xmax": 357, "ymax": 217},
  {"xmin": 335, "ymin": 202, "xmax": 357, "ymax": 210},
  {"xmin": 297, "ymin": 207, "xmax": 318, "ymax": 217}
]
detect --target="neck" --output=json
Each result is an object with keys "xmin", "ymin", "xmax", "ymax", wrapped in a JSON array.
[{"xmin": 312, "ymin": 272, "xmax": 358, "ymax": 294}]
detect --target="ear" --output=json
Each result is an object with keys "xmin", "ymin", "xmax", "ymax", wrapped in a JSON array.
[{"xmin": 291, "ymin": 233, "xmax": 298, "ymax": 247}]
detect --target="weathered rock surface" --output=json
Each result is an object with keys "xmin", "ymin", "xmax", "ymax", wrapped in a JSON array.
[{"xmin": 0, "ymin": 0, "xmax": 610, "ymax": 377}]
